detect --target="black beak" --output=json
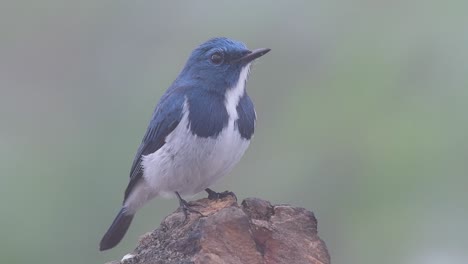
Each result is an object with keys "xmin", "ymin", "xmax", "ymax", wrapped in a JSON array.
[{"xmin": 234, "ymin": 48, "xmax": 271, "ymax": 64}]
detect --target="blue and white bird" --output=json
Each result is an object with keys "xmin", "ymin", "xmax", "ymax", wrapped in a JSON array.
[{"xmin": 99, "ymin": 37, "xmax": 270, "ymax": 251}]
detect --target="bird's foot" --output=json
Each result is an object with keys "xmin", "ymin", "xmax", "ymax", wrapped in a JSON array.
[
  {"xmin": 175, "ymin": 192, "xmax": 204, "ymax": 220},
  {"xmin": 205, "ymin": 188, "xmax": 237, "ymax": 201}
]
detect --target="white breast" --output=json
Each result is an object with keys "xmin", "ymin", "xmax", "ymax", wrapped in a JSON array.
[{"xmin": 140, "ymin": 64, "xmax": 252, "ymax": 198}]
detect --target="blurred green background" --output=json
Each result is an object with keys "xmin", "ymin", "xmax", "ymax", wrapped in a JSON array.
[{"xmin": 1, "ymin": 1, "xmax": 467, "ymax": 263}]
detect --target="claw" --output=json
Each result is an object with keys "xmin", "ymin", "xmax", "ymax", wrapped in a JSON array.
[{"xmin": 175, "ymin": 192, "xmax": 204, "ymax": 220}]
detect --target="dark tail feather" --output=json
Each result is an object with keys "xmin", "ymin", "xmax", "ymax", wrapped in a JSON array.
[{"xmin": 99, "ymin": 208, "xmax": 134, "ymax": 251}]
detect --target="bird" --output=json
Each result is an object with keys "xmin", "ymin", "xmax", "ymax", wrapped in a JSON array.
[{"xmin": 99, "ymin": 37, "xmax": 270, "ymax": 251}]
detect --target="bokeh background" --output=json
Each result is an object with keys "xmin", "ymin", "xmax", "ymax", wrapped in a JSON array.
[{"xmin": 1, "ymin": 1, "xmax": 467, "ymax": 263}]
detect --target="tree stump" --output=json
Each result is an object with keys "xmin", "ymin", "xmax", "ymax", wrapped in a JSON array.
[{"xmin": 106, "ymin": 195, "xmax": 330, "ymax": 264}]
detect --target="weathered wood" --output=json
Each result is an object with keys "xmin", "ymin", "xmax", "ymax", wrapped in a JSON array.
[{"xmin": 106, "ymin": 195, "xmax": 330, "ymax": 264}]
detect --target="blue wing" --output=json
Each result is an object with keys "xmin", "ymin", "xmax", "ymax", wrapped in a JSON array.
[{"xmin": 123, "ymin": 87, "xmax": 186, "ymax": 202}]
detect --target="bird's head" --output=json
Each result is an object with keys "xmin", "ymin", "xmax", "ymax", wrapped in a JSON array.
[{"xmin": 176, "ymin": 37, "xmax": 270, "ymax": 93}]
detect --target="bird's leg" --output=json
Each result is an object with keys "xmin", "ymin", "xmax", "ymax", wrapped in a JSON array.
[
  {"xmin": 175, "ymin": 192, "xmax": 204, "ymax": 220},
  {"xmin": 205, "ymin": 188, "xmax": 237, "ymax": 201}
]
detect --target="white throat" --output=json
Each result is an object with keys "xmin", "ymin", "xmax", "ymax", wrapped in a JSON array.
[{"xmin": 224, "ymin": 64, "xmax": 251, "ymax": 121}]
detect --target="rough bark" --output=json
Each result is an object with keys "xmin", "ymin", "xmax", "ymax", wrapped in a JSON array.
[{"xmin": 106, "ymin": 195, "xmax": 330, "ymax": 264}]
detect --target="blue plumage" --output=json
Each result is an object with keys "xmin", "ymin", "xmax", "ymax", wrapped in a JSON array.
[
  {"xmin": 176, "ymin": 38, "xmax": 250, "ymax": 93},
  {"xmin": 124, "ymin": 87, "xmax": 186, "ymax": 200},
  {"xmin": 236, "ymin": 91, "xmax": 256, "ymax": 140},
  {"xmin": 186, "ymin": 89, "xmax": 229, "ymax": 138},
  {"xmin": 100, "ymin": 37, "xmax": 270, "ymax": 251}
]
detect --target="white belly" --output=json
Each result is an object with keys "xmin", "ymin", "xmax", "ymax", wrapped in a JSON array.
[{"xmin": 141, "ymin": 108, "xmax": 250, "ymax": 198}]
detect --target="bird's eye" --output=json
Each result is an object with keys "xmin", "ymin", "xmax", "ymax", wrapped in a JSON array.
[{"xmin": 210, "ymin": 52, "xmax": 224, "ymax": 65}]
